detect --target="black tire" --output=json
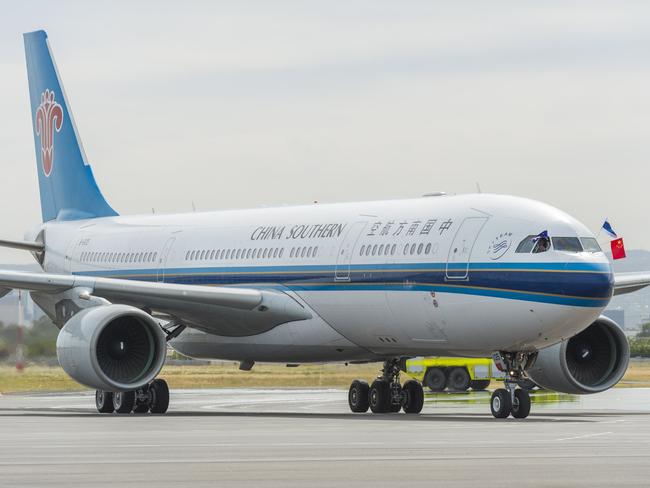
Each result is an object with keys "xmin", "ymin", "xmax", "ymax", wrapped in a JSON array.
[
  {"xmin": 95, "ymin": 390, "xmax": 114, "ymax": 413},
  {"xmin": 369, "ymin": 379, "xmax": 390, "ymax": 413},
  {"xmin": 402, "ymin": 380, "xmax": 424, "ymax": 414},
  {"xmin": 113, "ymin": 391, "xmax": 136, "ymax": 414},
  {"xmin": 447, "ymin": 367, "xmax": 471, "ymax": 391},
  {"xmin": 490, "ymin": 388, "xmax": 511, "ymax": 419},
  {"xmin": 470, "ymin": 380, "xmax": 491, "ymax": 391},
  {"xmin": 423, "ymin": 367, "xmax": 447, "ymax": 392},
  {"xmin": 149, "ymin": 379, "xmax": 170, "ymax": 414},
  {"xmin": 517, "ymin": 378, "xmax": 538, "ymax": 391},
  {"xmin": 348, "ymin": 380, "xmax": 370, "ymax": 413},
  {"xmin": 511, "ymin": 389, "xmax": 531, "ymax": 419}
]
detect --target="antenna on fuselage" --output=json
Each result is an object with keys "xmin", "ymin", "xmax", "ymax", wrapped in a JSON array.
[{"xmin": 476, "ymin": 182, "xmax": 482, "ymax": 194}]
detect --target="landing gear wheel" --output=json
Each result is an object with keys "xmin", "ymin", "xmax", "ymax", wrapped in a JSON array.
[
  {"xmin": 402, "ymin": 380, "xmax": 424, "ymax": 414},
  {"xmin": 149, "ymin": 379, "xmax": 170, "ymax": 414},
  {"xmin": 448, "ymin": 367, "xmax": 471, "ymax": 391},
  {"xmin": 490, "ymin": 388, "xmax": 511, "ymax": 419},
  {"xmin": 348, "ymin": 380, "xmax": 370, "ymax": 413},
  {"xmin": 95, "ymin": 390, "xmax": 114, "ymax": 413},
  {"xmin": 424, "ymin": 367, "xmax": 447, "ymax": 392},
  {"xmin": 511, "ymin": 389, "xmax": 531, "ymax": 419},
  {"xmin": 470, "ymin": 380, "xmax": 490, "ymax": 390},
  {"xmin": 113, "ymin": 391, "xmax": 136, "ymax": 414},
  {"xmin": 369, "ymin": 379, "xmax": 390, "ymax": 413}
]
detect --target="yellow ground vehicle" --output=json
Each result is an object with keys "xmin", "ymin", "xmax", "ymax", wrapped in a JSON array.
[{"xmin": 405, "ymin": 357, "xmax": 506, "ymax": 392}]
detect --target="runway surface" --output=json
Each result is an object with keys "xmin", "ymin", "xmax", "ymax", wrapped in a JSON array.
[{"xmin": 2, "ymin": 387, "xmax": 650, "ymax": 487}]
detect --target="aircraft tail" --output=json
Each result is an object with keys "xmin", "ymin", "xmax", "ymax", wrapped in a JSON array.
[{"xmin": 23, "ymin": 30, "xmax": 117, "ymax": 222}]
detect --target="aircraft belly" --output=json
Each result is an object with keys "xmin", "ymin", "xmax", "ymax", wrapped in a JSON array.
[{"xmin": 170, "ymin": 314, "xmax": 374, "ymax": 363}]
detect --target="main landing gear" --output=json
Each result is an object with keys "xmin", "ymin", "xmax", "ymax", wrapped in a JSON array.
[
  {"xmin": 348, "ymin": 359, "xmax": 424, "ymax": 414},
  {"xmin": 490, "ymin": 352, "xmax": 535, "ymax": 419},
  {"xmin": 95, "ymin": 378, "xmax": 169, "ymax": 414}
]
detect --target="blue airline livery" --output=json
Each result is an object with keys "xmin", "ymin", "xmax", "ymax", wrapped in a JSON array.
[{"xmin": 1, "ymin": 30, "xmax": 649, "ymax": 418}]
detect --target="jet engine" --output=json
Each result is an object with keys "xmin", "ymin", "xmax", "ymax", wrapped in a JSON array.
[
  {"xmin": 56, "ymin": 304, "xmax": 166, "ymax": 392},
  {"xmin": 526, "ymin": 315, "xmax": 629, "ymax": 394}
]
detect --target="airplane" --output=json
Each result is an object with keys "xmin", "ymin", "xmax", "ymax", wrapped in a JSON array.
[{"xmin": 2, "ymin": 29, "xmax": 649, "ymax": 418}]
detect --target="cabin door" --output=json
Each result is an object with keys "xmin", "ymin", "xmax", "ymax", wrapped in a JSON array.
[
  {"xmin": 335, "ymin": 222, "xmax": 367, "ymax": 281},
  {"xmin": 156, "ymin": 237, "xmax": 176, "ymax": 283},
  {"xmin": 445, "ymin": 217, "xmax": 488, "ymax": 280}
]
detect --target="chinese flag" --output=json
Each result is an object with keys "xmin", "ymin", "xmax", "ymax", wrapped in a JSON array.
[{"xmin": 611, "ymin": 237, "xmax": 626, "ymax": 260}]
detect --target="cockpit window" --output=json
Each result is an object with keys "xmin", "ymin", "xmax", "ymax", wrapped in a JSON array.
[
  {"xmin": 552, "ymin": 237, "xmax": 583, "ymax": 252},
  {"xmin": 515, "ymin": 235, "xmax": 536, "ymax": 253},
  {"xmin": 532, "ymin": 237, "xmax": 551, "ymax": 253},
  {"xmin": 580, "ymin": 237, "xmax": 602, "ymax": 252},
  {"xmin": 515, "ymin": 235, "xmax": 550, "ymax": 254}
]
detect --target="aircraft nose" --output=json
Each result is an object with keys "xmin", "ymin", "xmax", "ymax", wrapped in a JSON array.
[{"xmin": 563, "ymin": 255, "xmax": 614, "ymax": 305}]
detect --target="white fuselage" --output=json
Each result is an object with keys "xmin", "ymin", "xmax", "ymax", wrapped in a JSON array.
[{"xmin": 35, "ymin": 193, "xmax": 613, "ymax": 363}]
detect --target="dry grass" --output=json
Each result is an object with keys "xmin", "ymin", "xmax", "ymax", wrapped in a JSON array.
[
  {"xmin": 0, "ymin": 362, "xmax": 381, "ymax": 393},
  {"xmin": 2, "ymin": 361, "xmax": 650, "ymax": 394}
]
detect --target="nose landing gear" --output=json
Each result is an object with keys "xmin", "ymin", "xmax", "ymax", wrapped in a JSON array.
[
  {"xmin": 348, "ymin": 359, "xmax": 424, "ymax": 414},
  {"xmin": 490, "ymin": 351, "xmax": 535, "ymax": 419}
]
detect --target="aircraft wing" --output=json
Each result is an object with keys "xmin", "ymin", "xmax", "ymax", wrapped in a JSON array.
[
  {"xmin": 613, "ymin": 272, "xmax": 650, "ymax": 296},
  {"xmin": 0, "ymin": 269, "xmax": 311, "ymax": 336}
]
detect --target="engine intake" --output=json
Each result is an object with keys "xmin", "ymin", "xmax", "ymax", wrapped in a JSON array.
[
  {"xmin": 57, "ymin": 304, "xmax": 166, "ymax": 392},
  {"xmin": 526, "ymin": 315, "xmax": 629, "ymax": 394}
]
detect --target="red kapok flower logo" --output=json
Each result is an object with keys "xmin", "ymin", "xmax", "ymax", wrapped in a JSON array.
[{"xmin": 35, "ymin": 89, "xmax": 64, "ymax": 177}]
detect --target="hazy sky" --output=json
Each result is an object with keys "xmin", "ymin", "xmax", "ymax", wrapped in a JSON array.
[{"xmin": 1, "ymin": 1, "xmax": 649, "ymax": 264}]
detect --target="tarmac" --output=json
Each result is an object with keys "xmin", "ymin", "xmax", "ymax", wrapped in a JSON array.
[{"xmin": 1, "ymin": 387, "xmax": 650, "ymax": 487}]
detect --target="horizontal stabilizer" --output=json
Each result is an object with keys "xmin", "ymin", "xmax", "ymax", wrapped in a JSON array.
[{"xmin": 0, "ymin": 239, "xmax": 44, "ymax": 252}]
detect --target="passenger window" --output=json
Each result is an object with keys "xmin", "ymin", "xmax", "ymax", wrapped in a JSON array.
[
  {"xmin": 290, "ymin": 248, "xmax": 295, "ymax": 258},
  {"xmin": 153, "ymin": 252, "xmax": 157, "ymax": 262},
  {"xmin": 312, "ymin": 246, "xmax": 317, "ymax": 257},
  {"xmin": 372, "ymin": 245, "xmax": 377, "ymax": 256},
  {"xmin": 552, "ymin": 237, "xmax": 583, "ymax": 253},
  {"xmin": 365, "ymin": 245, "xmax": 371, "ymax": 256},
  {"xmin": 360, "ymin": 245, "xmax": 365, "ymax": 256},
  {"xmin": 235, "ymin": 249, "xmax": 240, "ymax": 259},
  {"xmin": 274, "ymin": 248, "xmax": 279, "ymax": 258},
  {"xmin": 301, "ymin": 247, "xmax": 307, "ymax": 258},
  {"xmin": 580, "ymin": 237, "xmax": 601, "ymax": 252},
  {"xmin": 378, "ymin": 244, "xmax": 384, "ymax": 255},
  {"xmin": 190, "ymin": 251, "xmax": 196, "ymax": 260},
  {"xmin": 410, "ymin": 243, "xmax": 416, "ymax": 255},
  {"xmin": 391, "ymin": 244, "xmax": 396, "ymax": 255},
  {"xmin": 279, "ymin": 248, "xmax": 284, "ymax": 258},
  {"xmin": 417, "ymin": 243, "xmax": 423, "ymax": 255},
  {"xmin": 210, "ymin": 250, "xmax": 215, "ymax": 260},
  {"xmin": 403, "ymin": 244, "xmax": 409, "ymax": 255},
  {"xmin": 425, "ymin": 243, "xmax": 431, "ymax": 254}
]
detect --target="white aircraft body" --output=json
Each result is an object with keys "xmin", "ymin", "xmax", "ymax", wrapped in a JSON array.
[{"xmin": 3, "ymin": 30, "xmax": 650, "ymax": 418}]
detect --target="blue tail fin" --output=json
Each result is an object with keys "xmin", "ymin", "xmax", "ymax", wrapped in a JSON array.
[{"xmin": 24, "ymin": 30, "xmax": 118, "ymax": 222}]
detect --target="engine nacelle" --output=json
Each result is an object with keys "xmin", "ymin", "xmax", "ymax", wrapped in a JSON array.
[
  {"xmin": 526, "ymin": 315, "xmax": 629, "ymax": 394},
  {"xmin": 56, "ymin": 304, "xmax": 166, "ymax": 392}
]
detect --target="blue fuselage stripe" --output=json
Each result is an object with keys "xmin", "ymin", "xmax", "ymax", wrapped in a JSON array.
[{"xmin": 74, "ymin": 261, "xmax": 614, "ymax": 308}]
